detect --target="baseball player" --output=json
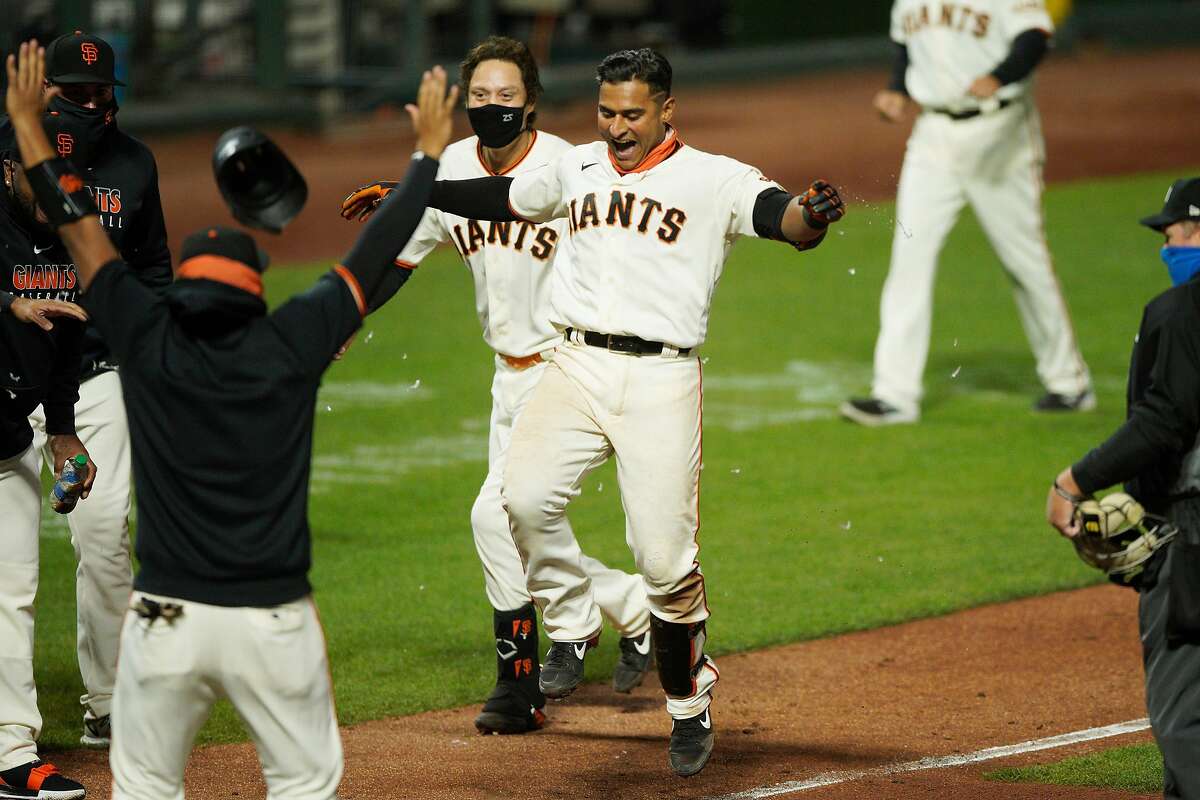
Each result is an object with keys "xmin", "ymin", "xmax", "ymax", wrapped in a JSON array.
[
  {"xmin": 1047, "ymin": 177, "xmax": 1200, "ymax": 798},
  {"xmin": 841, "ymin": 0, "xmax": 1091, "ymax": 426},
  {"xmin": 423, "ymin": 48, "xmax": 845, "ymax": 776},
  {"xmin": 10, "ymin": 31, "xmax": 171, "ymax": 748},
  {"xmin": 0, "ymin": 102, "xmax": 94, "ymax": 799},
  {"xmin": 6, "ymin": 42, "xmax": 455, "ymax": 799},
  {"xmin": 340, "ymin": 36, "xmax": 653, "ymax": 736}
]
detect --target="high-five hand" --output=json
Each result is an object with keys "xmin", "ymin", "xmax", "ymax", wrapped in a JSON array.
[{"xmin": 405, "ymin": 65, "xmax": 459, "ymax": 160}]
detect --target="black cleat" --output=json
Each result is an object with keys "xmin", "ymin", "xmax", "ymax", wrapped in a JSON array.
[
  {"xmin": 474, "ymin": 682, "xmax": 546, "ymax": 735},
  {"xmin": 0, "ymin": 760, "xmax": 85, "ymax": 799},
  {"xmin": 539, "ymin": 637, "xmax": 596, "ymax": 699},
  {"xmin": 613, "ymin": 630, "xmax": 653, "ymax": 693},
  {"xmin": 669, "ymin": 708, "xmax": 715, "ymax": 777},
  {"xmin": 1033, "ymin": 390, "xmax": 1096, "ymax": 413},
  {"xmin": 839, "ymin": 397, "xmax": 918, "ymax": 426}
]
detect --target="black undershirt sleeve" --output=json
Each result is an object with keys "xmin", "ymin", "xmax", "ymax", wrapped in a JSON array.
[
  {"xmin": 888, "ymin": 43, "xmax": 909, "ymax": 94},
  {"xmin": 752, "ymin": 188, "xmax": 827, "ymax": 252},
  {"xmin": 990, "ymin": 29, "xmax": 1049, "ymax": 86},
  {"xmin": 340, "ymin": 155, "xmax": 439, "ymax": 306},
  {"xmin": 428, "ymin": 177, "xmax": 518, "ymax": 222}
]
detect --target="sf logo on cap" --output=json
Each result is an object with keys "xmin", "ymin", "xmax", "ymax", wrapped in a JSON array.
[
  {"xmin": 56, "ymin": 133, "xmax": 74, "ymax": 157},
  {"xmin": 81, "ymin": 42, "xmax": 99, "ymax": 64}
]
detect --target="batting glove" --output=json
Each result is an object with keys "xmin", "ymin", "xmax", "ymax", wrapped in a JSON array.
[
  {"xmin": 799, "ymin": 180, "xmax": 846, "ymax": 229},
  {"xmin": 340, "ymin": 181, "xmax": 400, "ymax": 222}
]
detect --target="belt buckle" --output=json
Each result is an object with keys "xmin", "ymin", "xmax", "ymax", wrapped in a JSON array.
[{"xmin": 607, "ymin": 335, "xmax": 638, "ymax": 354}]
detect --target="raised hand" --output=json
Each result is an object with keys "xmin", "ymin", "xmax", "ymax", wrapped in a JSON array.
[
  {"xmin": 800, "ymin": 180, "xmax": 846, "ymax": 228},
  {"xmin": 5, "ymin": 40, "xmax": 58, "ymax": 124},
  {"xmin": 9, "ymin": 297, "xmax": 89, "ymax": 331},
  {"xmin": 405, "ymin": 65, "xmax": 460, "ymax": 160},
  {"xmin": 873, "ymin": 89, "xmax": 910, "ymax": 123}
]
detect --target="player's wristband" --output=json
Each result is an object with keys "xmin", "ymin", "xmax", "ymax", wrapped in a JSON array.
[
  {"xmin": 0, "ymin": 291, "xmax": 14, "ymax": 313},
  {"xmin": 24, "ymin": 157, "xmax": 98, "ymax": 227}
]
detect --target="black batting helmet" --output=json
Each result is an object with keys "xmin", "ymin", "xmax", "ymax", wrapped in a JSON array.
[{"xmin": 212, "ymin": 126, "xmax": 307, "ymax": 234}]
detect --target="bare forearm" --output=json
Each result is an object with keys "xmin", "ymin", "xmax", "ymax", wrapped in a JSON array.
[
  {"xmin": 781, "ymin": 201, "xmax": 825, "ymax": 243},
  {"xmin": 12, "ymin": 112, "xmax": 54, "ymax": 166},
  {"xmin": 59, "ymin": 218, "xmax": 120, "ymax": 290}
]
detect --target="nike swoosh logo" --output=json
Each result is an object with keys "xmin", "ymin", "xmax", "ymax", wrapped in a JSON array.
[
  {"xmin": 633, "ymin": 633, "xmax": 651, "ymax": 656},
  {"xmin": 33, "ymin": 244, "xmax": 52, "ymax": 255},
  {"xmin": 573, "ymin": 642, "xmax": 588, "ymax": 660},
  {"xmin": 581, "ymin": 162, "xmax": 598, "ymax": 171},
  {"xmin": 698, "ymin": 710, "xmax": 711, "ymax": 729}
]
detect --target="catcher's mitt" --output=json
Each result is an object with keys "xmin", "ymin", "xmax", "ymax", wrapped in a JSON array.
[{"xmin": 1073, "ymin": 492, "xmax": 1177, "ymax": 583}]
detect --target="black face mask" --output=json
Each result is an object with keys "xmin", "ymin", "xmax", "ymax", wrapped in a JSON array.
[
  {"xmin": 467, "ymin": 104, "xmax": 526, "ymax": 148},
  {"xmin": 47, "ymin": 95, "xmax": 118, "ymax": 166}
]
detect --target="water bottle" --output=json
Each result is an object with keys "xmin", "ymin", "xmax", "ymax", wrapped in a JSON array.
[{"xmin": 50, "ymin": 454, "xmax": 89, "ymax": 514}]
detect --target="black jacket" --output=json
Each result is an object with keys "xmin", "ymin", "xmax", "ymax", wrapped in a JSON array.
[
  {"xmin": 1073, "ymin": 274, "xmax": 1200, "ymax": 514},
  {"xmin": 0, "ymin": 186, "xmax": 82, "ymax": 460}
]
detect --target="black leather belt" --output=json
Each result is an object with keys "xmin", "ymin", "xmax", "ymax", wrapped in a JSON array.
[
  {"xmin": 928, "ymin": 98, "xmax": 1012, "ymax": 120},
  {"xmin": 566, "ymin": 328, "xmax": 690, "ymax": 357}
]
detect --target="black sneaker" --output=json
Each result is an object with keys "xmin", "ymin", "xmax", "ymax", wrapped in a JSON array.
[
  {"xmin": 1034, "ymin": 390, "xmax": 1096, "ymax": 412},
  {"xmin": 613, "ymin": 630, "xmax": 653, "ymax": 693},
  {"xmin": 539, "ymin": 637, "xmax": 596, "ymax": 699},
  {"xmin": 81, "ymin": 713, "xmax": 110, "ymax": 748},
  {"xmin": 474, "ymin": 682, "xmax": 547, "ymax": 735},
  {"xmin": 669, "ymin": 708, "xmax": 715, "ymax": 777},
  {"xmin": 839, "ymin": 397, "xmax": 919, "ymax": 426},
  {"xmin": 0, "ymin": 760, "xmax": 85, "ymax": 799}
]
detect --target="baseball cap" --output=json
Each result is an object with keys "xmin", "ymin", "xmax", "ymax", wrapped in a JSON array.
[
  {"xmin": 1140, "ymin": 177, "xmax": 1200, "ymax": 232},
  {"xmin": 45, "ymin": 31, "xmax": 125, "ymax": 86},
  {"xmin": 180, "ymin": 226, "xmax": 270, "ymax": 274}
]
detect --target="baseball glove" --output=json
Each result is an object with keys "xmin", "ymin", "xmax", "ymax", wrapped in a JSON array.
[
  {"xmin": 799, "ymin": 179, "xmax": 846, "ymax": 228},
  {"xmin": 1072, "ymin": 492, "xmax": 1177, "ymax": 583},
  {"xmin": 340, "ymin": 180, "xmax": 399, "ymax": 222}
]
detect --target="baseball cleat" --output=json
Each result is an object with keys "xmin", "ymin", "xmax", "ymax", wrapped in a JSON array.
[
  {"xmin": 0, "ymin": 760, "xmax": 85, "ymax": 799},
  {"xmin": 839, "ymin": 397, "xmax": 918, "ymax": 427},
  {"xmin": 80, "ymin": 713, "xmax": 110, "ymax": 748},
  {"xmin": 669, "ymin": 708, "xmax": 715, "ymax": 777},
  {"xmin": 539, "ymin": 637, "xmax": 597, "ymax": 699},
  {"xmin": 1033, "ymin": 390, "xmax": 1096, "ymax": 413},
  {"xmin": 613, "ymin": 630, "xmax": 653, "ymax": 693},
  {"xmin": 474, "ymin": 682, "xmax": 547, "ymax": 735}
]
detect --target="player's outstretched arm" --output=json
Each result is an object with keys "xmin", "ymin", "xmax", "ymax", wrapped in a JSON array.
[
  {"xmin": 5, "ymin": 41, "xmax": 119, "ymax": 291},
  {"xmin": 337, "ymin": 66, "xmax": 458, "ymax": 308}
]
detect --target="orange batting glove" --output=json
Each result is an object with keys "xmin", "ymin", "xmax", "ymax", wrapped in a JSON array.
[{"xmin": 340, "ymin": 181, "xmax": 399, "ymax": 222}]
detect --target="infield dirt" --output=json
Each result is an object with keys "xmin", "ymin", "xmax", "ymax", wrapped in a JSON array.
[{"xmin": 46, "ymin": 46, "xmax": 1195, "ymax": 799}]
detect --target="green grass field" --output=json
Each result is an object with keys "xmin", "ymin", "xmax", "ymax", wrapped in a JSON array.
[
  {"xmin": 986, "ymin": 742, "xmax": 1163, "ymax": 793},
  {"xmin": 32, "ymin": 168, "xmax": 1195, "ymax": 759}
]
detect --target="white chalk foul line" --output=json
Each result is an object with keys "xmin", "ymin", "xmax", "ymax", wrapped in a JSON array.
[{"xmin": 707, "ymin": 718, "xmax": 1151, "ymax": 800}]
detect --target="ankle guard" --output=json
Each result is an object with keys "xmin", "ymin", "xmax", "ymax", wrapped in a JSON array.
[
  {"xmin": 25, "ymin": 157, "xmax": 97, "ymax": 227},
  {"xmin": 652, "ymin": 616, "xmax": 707, "ymax": 698},
  {"xmin": 494, "ymin": 602, "xmax": 539, "ymax": 682}
]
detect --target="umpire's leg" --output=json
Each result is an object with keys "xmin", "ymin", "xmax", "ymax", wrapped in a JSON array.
[{"xmin": 1139, "ymin": 544, "xmax": 1200, "ymax": 799}]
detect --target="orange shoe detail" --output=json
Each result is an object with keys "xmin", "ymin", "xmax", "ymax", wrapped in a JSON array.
[{"xmin": 28, "ymin": 762, "xmax": 61, "ymax": 790}]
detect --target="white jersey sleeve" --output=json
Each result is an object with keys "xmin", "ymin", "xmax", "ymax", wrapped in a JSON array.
[
  {"xmin": 721, "ymin": 159, "xmax": 784, "ymax": 240},
  {"xmin": 509, "ymin": 158, "xmax": 567, "ymax": 223},
  {"xmin": 395, "ymin": 208, "xmax": 449, "ymax": 267},
  {"xmin": 998, "ymin": 0, "xmax": 1055, "ymax": 40},
  {"xmin": 890, "ymin": 0, "xmax": 908, "ymax": 44}
]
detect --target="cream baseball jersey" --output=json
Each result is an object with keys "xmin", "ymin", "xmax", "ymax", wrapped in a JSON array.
[
  {"xmin": 508, "ymin": 128, "xmax": 783, "ymax": 349},
  {"xmin": 891, "ymin": 0, "xmax": 1054, "ymax": 109},
  {"xmin": 397, "ymin": 131, "xmax": 569, "ymax": 358}
]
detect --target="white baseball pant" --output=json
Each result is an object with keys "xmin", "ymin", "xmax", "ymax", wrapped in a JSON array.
[
  {"xmin": 110, "ymin": 593, "xmax": 342, "ymax": 800},
  {"xmin": 871, "ymin": 100, "xmax": 1091, "ymax": 414},
  {"xmin": 0, "ymin": 444, "xmax": 43, "ymax": 771},
  {"xmin": 502, "ymin": 342, "xmax": 716, "ymax": 718},
  {"xmin": 30, "ymin": 370, "xmax": 133, "ymax": 723},
  {"xmin": 475, "ymin": 355, "xmax": 649, "ymax": 635}
]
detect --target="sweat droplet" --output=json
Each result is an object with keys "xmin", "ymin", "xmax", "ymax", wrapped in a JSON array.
[
  {"xmin": 841, "ymin": 520, "xmax": 852, "ymax": 530},
  {"xmin": 953, "ymin": 338, "xmax": 958, "ymax": 348},
  {"xmin": 401, "ymin": 353, "xmax": 408, "ymax": 360},
  {"xmin": 701, "ymin": 357, "xmax": 710, "ymax": 365},
  {"xmin": 731, "ymin": 468, "xmax": 742, "ymax": 475},
  {"xmin": 597, "ymin": 482, "xmax": 604, "ymax": 493},
  {"xmin": 951, "ymin": 366, "xmax": 961, "ymax": 378},
  {"xmin": 364, "ymin": 331, "xmax": 374, "ymax": 344},
  {"xmin": 848, "ymin": 268, "xmax": 856, "ymax": 276},
  {"xmin": 324, "ymin": 405, "xmax": 332, "ymax": 412},
  {"xmin": 409, "ymin": 379, "xmax": 421, "ymax": 390}
]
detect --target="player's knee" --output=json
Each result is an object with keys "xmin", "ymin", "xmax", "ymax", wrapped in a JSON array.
[{"xmin": 500, "ymin": 469, "xmax": 557, "ymax": 530}]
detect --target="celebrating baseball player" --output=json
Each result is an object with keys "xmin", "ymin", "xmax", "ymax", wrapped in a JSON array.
[
  {"xmin": 7, "ymin": 30, "xmax": 172, "ymax": 751},
  {"xmin": 421, "ymin": 47, "xmax": 844, "ymax": 776},
  {"xmin": 841, "ymin": 0, "xmax": 1092, "ymax": 426},
  {"xmin": 1046, "ymin": 176, "xmax": 1200, "ymax": 798},
  {"xmin": 340, "ymin": 36, "xmax": 653, "ymax": 736},
  {"xmin": 5, "ymin": 40, "xmax": 457, "ymax": 799},
  {"xmin": 0, "ymin": 104, "xmax": 96, "ymax": 800}
]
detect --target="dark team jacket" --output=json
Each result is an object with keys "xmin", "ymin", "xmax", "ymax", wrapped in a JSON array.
[
  {"xmin": 0, "ymin": 116, "xmax": 172, "ymax": 380},
  {"xmin": 1073, "ymin": 274, "xmax": 1200, "ymax": 513},
  {"xmin": 82, "ymin": 262, "xmax": 362, "ymax": 607},
  {"xmin": 0, "ymin": 186, "xmax": 82, "ymax": 460}
]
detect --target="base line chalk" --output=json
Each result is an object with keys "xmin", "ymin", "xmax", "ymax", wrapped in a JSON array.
[{"xmin": 707, "ymin": 718, "xmax": 1151, "ymax": 800}]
